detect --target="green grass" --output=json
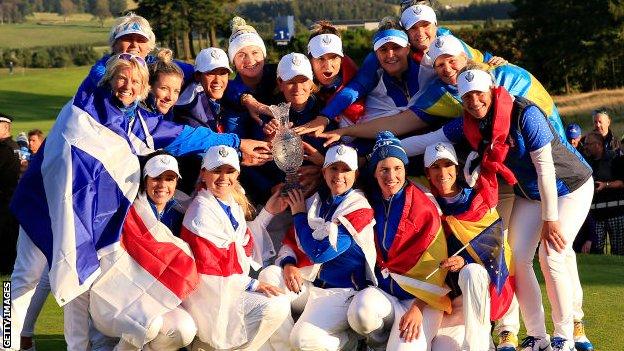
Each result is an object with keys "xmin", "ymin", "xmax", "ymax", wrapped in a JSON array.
[
  {"xmin": 0, "ymin": 66, "xmax": 89, "ymax": 134},
  {"xmin": 0, "ymin": 13, "xmax": 113, "ymax": 49},
  {"xmin": 4, "ymin": 254, "xmax": 621, "ymax": 350}
]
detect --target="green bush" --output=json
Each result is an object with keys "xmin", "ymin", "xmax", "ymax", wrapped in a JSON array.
[{"xmin": 1, "ymin": 44, "xmax": 98, "ymax": 68}]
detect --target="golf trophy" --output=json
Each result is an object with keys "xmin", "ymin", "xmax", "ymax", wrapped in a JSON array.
[{"xmin": 269, "ymin": 102, "xmax": 303, "ymax": 193}]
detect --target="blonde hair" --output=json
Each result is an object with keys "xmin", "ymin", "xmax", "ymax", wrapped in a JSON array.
[
  {"xmin": 149, "ymin": 48, "xmax": 184, "ymax": 86},
  {"xmin": 99, "ymin": 55, "xmax": 150, "ymax": 102},
  {"xmin": 231, "ymin": 181, "xmax": 256, "ymax": 220},
  {"xmin": 108, "ymin": 13, "xmax": 156, "ymax": 52},
  {"xmin": 309, "ymin": 20, "xmax": 341, "ymax": 40}
]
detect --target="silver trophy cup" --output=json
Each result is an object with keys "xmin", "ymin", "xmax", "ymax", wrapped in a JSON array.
[{"xmin": 269, "ymin": 102, "xmax": 304, "ymax": 193}]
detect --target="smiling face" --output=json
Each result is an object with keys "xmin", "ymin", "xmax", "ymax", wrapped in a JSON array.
[
  {"xmin": 151, "ymin": 73, "xmax": 182, "ymax": 114},
  {"xmin": 322, "ymin": 162, "xmax": 356, "ymax": 196},
  {"xmin": 278, "ymin": 75, "xmax": 314, "ymax": 110},
  {"xmin": 462, "ymin": 89, "xmax": 493, "ymax": 120},
  {"xmin": 196, "ymin": 67, "xmax": 230, "ymax": 100},
  {"xmin": 374, "ymin": 157, "xmax": 406, "ymax": 198},
  {"xmin": 376, "ymin": 42, "xmax": 410, "ymax": 78},
  {"xmin": 111, "ymin": 67, "xmax": 143, "ymax": 106},
  {"xmin": 407, "ymin": 20, "xmax": 437, "ymax": 52},
  {"xmin": 113, "ymin": 33, "xmax": 151, "ymax": 58},
  {"xmin": 311, "ymin": 53, "xmax": 342, "ymax": 86},
  {"xmin": 433, "ymin": 53, "xmax": 468, "ymax": 85},
  {"xmin": 233, "ymin": 45, "xmax": 265, "ymax": 82},
  {"xmin": 200, "ymin": 164, "xmax": 239, "ymax": 200},
  {"xmin": 145, "ymin": 170, "xmax": 178, "ymax": 211},
  {"xmin": 426, "ymin": 159, "xmax": 459, "ymax": 197}
]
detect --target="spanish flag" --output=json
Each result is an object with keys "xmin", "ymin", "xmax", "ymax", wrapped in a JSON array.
[{"xmin": 377, "ymin": 182, "xmax": 452, "ymax": 313}]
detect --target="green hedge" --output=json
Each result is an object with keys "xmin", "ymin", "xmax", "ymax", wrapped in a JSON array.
[{"xmin": 1, "ymin": 44, "xmax": 99, "ymax": 68}]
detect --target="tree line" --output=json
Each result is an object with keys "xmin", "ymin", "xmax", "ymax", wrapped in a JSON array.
[{"xmin": 0, "ymin": 0, "xmax": 126, "ymax": 24}]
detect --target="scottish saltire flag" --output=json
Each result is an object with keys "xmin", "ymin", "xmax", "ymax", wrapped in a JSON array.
[
  {"xmin": 89, "ymin": 194, "xmax": 198, "ymax": 348},
  {"xmin": 445, "ymin": 209, "xmax": 515, "ymax": 320},
  {"xmin": 9, "ymin": 82, "xmax": 183, "ymax": 306}
]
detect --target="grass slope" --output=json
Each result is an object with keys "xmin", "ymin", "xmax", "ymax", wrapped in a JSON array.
[
  {"xmin": 5, "ymin": 254, "xmax": 621, "ymax": 350},
  {"xmin": 0, "ymin": 13, "xmax": 113, "ymax": 49}
]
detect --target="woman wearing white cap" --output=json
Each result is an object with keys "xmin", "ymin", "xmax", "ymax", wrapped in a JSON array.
[
  {"xmin": 453, "ymin": 67, "xmax": 593, "ymax": 351},
  {"xmin": 422, "ymin": 142, "xmax": 514, "ymax": 351},
  {"xmin": 292, "ymin": 21, "xmax": 365, "ymax": 133},
  {"xmin": 347, "ymin": 131, "xmax": 450, "ymax": 351},
  {"xmin": 88, "ymin": 151, "xmax": 198, "ymax": 351},
  {"xmin": 180, "ymin": 145, "xmax": 291, "ymax": 351},
  {"xmin": 297, "ymin": 1, "xmax": 504, "ymax": 137},
  {"xmin": 258, "ymin": 144, "xmax": 376, "ymax": 350}
]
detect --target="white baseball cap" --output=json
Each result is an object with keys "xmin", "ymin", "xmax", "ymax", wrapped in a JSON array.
[
  {"xmin": 424, "ymin": 142, "xmax": 458, "ymax": 168},
  {"xmin": 308, "ymin": 34, "xmax": 344, "ymax": 58},
  {"xmin": 202, "ymin": 145, "xmax": 240, "ymax": 172},
  {"xmin": 113, "ymin": 21, "xmax": 151, "ymax": 41},
  {"xmin": 400, "ymin": 4, "xmax": 437, "ymax": 30},
  {"xmin": 143, "ymin": 154, "xmax": 182, "ymax": 178},
  {"xmin": 457, "ymin": 69, "xmax": 494, "ymax": 97},
  {"xmin": 277, "ymin": 53, "xmax": 314, "ymax": 81},
  {"xmin": 427, "ymin": 35, "xmax": 465, "ymax": 64},
  {"xmin": 195, "ymin": 48, "xmax": 232, "ymax": 73},
  {"xmin": 323, "ymin": 144, "xmax": 358, "ymax": 171}
]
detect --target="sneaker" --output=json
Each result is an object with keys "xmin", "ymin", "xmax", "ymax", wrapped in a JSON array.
[
  {"xmin": 550, "ymin": 337, "xmax": 575, "ymax": 351},
  {"xmin": 497, "ymin": 330, "xmax": 519, "ymax": 351},
  {"xmin": 519, "ymin": 336, "xmax": 552, "ymax": 351},
  {"xmin": 573, "ymin": 320, "xmax": 594, "ymax": 351}
]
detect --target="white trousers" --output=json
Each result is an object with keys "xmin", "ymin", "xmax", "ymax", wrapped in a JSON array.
[
  {"xmin": 190, "ymin": 291, "xmax": 290, "ymax": 351},
  {"xmin": 347, "ymin": 287, "xmax": 443, "ymax": 351},
  {"xmin": 21, "ymin": 269, "xmax": 51, "ymax": 337},
  {"xmin": 290, "ymin": 287, "xmax": 359, "ymax": 351},
  {"xmin": 257, "ymin": 265, "xmax": 311, "ymax": 350},
  {"xmin": 431, "ymin": 264, "xmax": 494, "ymax": 351},
  {"xmin": 509, "ymin": 179, "xmax": 593, "ymax": 340},
  {"xmin": 5, "ymin": 229, "xmax": 48, "ymax": 350}
]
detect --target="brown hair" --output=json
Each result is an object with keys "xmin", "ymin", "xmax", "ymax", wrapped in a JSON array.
[
  {"xmin": 27, "ymin": 129, "xmax": 44, "ymax": 138},
  {"xmin": 585, "ymin": 131, "xmax": 605, "ymax": 146},
  {"xmin": 377, "ymin": 16, "xmax": 403, "ymax": 32},
  {"xmin": 149, "ymin": 48, "xmax": 184, "ymax": 86},
  {"xmin": 309, "ymin": 20, "xmax": 341, "ymax": 40}
]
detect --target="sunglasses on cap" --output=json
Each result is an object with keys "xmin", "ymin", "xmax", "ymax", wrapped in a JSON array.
[{"xmin": 117, "ymin": 53, "xmax": 147, "ymax": 67}]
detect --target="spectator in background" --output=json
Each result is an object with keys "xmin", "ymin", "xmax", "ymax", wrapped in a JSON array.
[
  {"xmin": 0, "ymin": 112, "xmax": 20, "ymax": 275},
  {"xmin": 592, "ymin": 108, "xmax": 622, "ymax": 155},
  {"xmin": 582, "ymin": 131, "xmax": 624, "ymax": 255},
  {"xmin": 27, "ymin": 129, "xmax": 44, "ymax": 154},
  {"xmin": 15, "ymin": 132, "xmax": 31, "ymax": 174},
  {"xmin": 566, "ymin": 123, "xmax": 582, "ymax": 149}
]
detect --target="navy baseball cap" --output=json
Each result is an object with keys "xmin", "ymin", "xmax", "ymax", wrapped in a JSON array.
[{"xmin": 566, "ymin": 123, "xmax": 582, "ymax": 140}]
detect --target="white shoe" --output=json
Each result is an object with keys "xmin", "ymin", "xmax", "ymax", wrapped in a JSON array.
[{"xmin": 519, "ymin": 335, "xmax": 552, "ymax": 351}]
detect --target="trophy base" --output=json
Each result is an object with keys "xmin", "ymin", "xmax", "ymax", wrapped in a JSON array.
[{"xmin": 281, "ymin": 171, "xmax": 300, "ymax": 195}]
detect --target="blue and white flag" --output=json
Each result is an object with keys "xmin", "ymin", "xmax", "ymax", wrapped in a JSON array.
[{"xmin": 10, "ymin": 83, "xmax": 183, "ymax": 306}]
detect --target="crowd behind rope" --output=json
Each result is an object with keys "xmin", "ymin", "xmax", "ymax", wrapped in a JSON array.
[{"xmin": 1, "ymin": 2, "xmax": 624, "ymax": 351}]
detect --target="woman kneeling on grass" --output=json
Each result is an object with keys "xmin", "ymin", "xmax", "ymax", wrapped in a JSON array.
[
  {"xmin": 422, "ymin": 142, "xmax": 514, "ymax": 351},
  {"xmin": 180, "ymin": 145, "xmax": 290, "ymax": 351},
  {"xmin": 89, "ymin": 151, "xmax": 197, "ymax": 350},
  {"xmin": 259, "ymin": 144, "xmax": 376, "ymax": 350},
  {"xmin": 346, "ymin": 131, "xmax": 451, "ymax": 351}
]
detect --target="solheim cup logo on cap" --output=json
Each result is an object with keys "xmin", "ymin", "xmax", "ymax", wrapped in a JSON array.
[
  {"xmin": 337, "ymin": 145, "xmax": 346, "ymax": 155},
  {"xmin": 435, "ymin": 143, "xmax": 446, "ymax": 152},
  {"xmin": 322, "ymin": 35, "xmax": 332, "ymax": 46},
  {"xmin": 210, "ymin": 50, "xmax": 221, "ymax": 59},
  {"xmin": 465, "ymin": 71, "xmax": 475, "ymax": 82},
  {"xmin": 292, "ymin": 54, "xmax": 302, "ymax": 66},
  {"xmin": 413, "ymin": 6, "xmax": 423, "ymax": 15},
  {"xmin": 218, "ymin": 146, "xmax": 229, "ymax": 157},
  {"xmin": 434, "ymin": 38, "xmax": 444, "ymax": 49},
  {"xmin": 160, "ymin": 156, "xmax": 170, "ymax": 164}
]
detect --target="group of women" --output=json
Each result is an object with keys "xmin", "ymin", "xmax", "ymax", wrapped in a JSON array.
[{"xmin": 7, "ymin": 1, "xmax": 596, "ymax": 351}]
